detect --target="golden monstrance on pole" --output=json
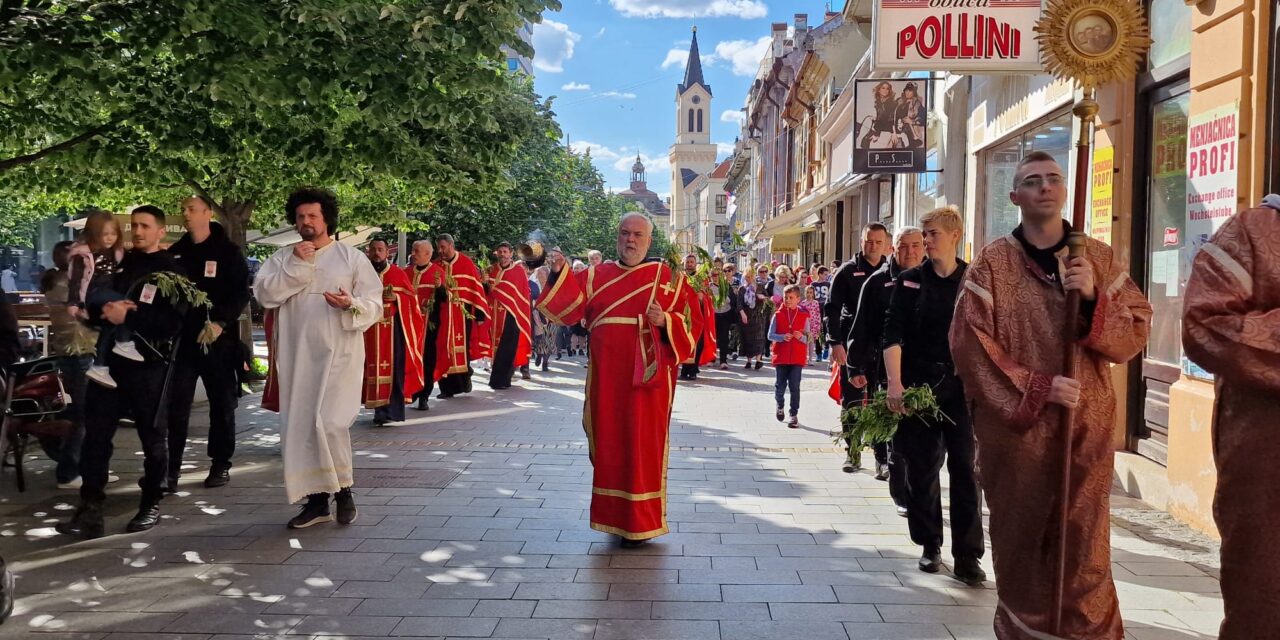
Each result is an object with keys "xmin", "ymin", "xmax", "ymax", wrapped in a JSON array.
[{"xmin": 1033, "ymin": 0, "xmax": 1150, "ymax": 634}]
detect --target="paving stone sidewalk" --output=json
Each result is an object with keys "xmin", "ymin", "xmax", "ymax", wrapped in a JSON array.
[{"xmin": 0, "ymin": 356, "xmax": 1223, "ymax": 639}]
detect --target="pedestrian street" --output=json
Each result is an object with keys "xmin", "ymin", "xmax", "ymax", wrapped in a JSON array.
[{"xmin": 0, "ymin": 361, "xmax": 1224, "ymax": 639}]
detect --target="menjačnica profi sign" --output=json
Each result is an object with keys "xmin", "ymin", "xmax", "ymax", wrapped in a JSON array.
[{"xmin": 873, "ymin": 0, "xmax": 1045, "ymax": 73}]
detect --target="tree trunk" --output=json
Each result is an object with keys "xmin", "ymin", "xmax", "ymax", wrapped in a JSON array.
[
  {"xmin": 216, "ymin": 199, "xmax": 257, "ymax": 359},
  {"xmin": 217, "ymin": 200, "xmax": 255, "ymax": 248}
]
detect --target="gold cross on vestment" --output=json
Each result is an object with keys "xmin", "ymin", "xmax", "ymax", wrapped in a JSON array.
[{"xmin": 659, "ymin": 281, "xmax": 675, "ymax": 296}]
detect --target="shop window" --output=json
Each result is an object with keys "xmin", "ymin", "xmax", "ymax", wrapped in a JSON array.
[
  {"xmin": 1148, "ymin": 0, "xmax": 1192, "ymax": 70},
  {"xmin": 1143, "ymin": 91, "xmax": 1190, "ymax": 365},
  {"xmin": 979, "ymin": 111, "xmax": 1074, "ymax": 243}
]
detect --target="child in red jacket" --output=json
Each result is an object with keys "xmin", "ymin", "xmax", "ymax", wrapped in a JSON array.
[{"xmin": 769, "ymin": 284, "xmax": 810, "ymax": 427}]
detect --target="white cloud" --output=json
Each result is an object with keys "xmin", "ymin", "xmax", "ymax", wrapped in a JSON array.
[
  {"xmin": 561, "ymin": 82, "xmax": 592, "ymax": 91},
  {"xmin": 712, "ymin": 36, "xmax": 772, "ymax": 77},
  {"xmin": 721, "ymin": 110, "xmax": 745, "ymax": 124},
  {"xmin": 610, "ymin": 0, "xmax": 768, "ymax": 19},
  {"xmin": 614, "ymin": 153, "xmax": 670, "ymax": 174},
  {"xmin": 597, "ymin": 91, "xmax": 637, "ymax": 100},
  {"xmin": 661, "ymin": 48, "xmax": 688, "ymax": 70},
  {"xmin": 716, "ymin": 142, "xmax": 736, "ymax": 157},
  {"xmin": 569, "ymin": 141, "xmax": 621, "ymax": 161},
  {"xmin": 531, "ymin": 19, "xmax": 581, "ymax": 73},
  {"xmin": 595, "ymin": 27, "xmax": 607, "ymax": 38}
]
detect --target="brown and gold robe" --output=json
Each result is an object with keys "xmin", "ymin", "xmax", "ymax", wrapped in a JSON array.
[
  {"xmin": 950, "ymin": 234, "xmax": 1151, "ymax": 639},
  {"xmin": 1182, "ymin": 206, "xmax": 1280, "ymax": 639}
]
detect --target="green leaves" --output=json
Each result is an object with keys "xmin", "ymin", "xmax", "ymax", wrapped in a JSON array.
[
  {"xmin": 0, "ymin": 0, "xmax": 558, "ymax": 245},
  {"xmin": 837, "ymin": 385, "xmax": 953, "ymax": 447}
]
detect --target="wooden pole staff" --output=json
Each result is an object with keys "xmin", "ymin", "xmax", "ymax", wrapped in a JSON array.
[{"xmin": 1051, "ymin": 89, "xmax": 1099, "ymax": 635}]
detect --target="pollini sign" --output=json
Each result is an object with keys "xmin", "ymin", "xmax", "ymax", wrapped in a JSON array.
[{"xmin": 873, "ymin": 0, "xmax": 1045, "ymax": 73}]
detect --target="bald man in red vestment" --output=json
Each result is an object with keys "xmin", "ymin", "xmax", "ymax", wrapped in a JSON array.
[{"xmin": 537, "ymin": 214, "xmax": 700, "ymax": 547}]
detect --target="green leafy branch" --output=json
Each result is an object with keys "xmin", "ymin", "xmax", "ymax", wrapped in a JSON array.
[
  {"xmin": 147, "ymin": 271, "xmax": 216, "ymax": 354},
  {"xmin": 836, "ymin": 385, "xmax": 953, "ymax": 448}
]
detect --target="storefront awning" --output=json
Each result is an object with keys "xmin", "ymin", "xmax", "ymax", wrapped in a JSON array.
[{"xmin": 769, "ymin": 234, "xmax": 801, "ymax": 253}]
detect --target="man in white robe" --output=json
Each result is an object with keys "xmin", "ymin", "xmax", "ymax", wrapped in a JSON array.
[{"xmin": 253, "ymin": 188, "xmax": 383, "ymax": 528}]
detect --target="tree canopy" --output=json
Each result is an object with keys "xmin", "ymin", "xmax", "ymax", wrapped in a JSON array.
[{"xmin": 0, "ymin": 0, "xmax": 559, "ymax": 243}]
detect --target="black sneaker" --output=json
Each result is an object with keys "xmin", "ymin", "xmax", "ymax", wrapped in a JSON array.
[
  {"xmin": 204, "ymin": 463, "xmax": 231, "ymax": 488},
  {"xmin": 953, "ymin": 556, "xmax": 987, "ymax": 586},
  {"xmin": 874, "ymin": 464, "xmax": 890, "ymax": 481},
  {"xmin": 55, "ymin": 501, "xmax": 105, "ymax": 539},
  {"xmin": 775, "ymin": 407, "xmax": 785, "ymax": 422},
  {"xmin": 288, "ymin": 494, "xmax": 333, "ymax": 529},
  {"xmin": 126, "ymin": 500, "xmax": 161, "ymax": 533},
  {"xmin": 334, "ymin": 488, "xmax": 358, "ymax": 525},
  {"xmin": 919, "ymin": 547, "xmax": 943, "ymax": 574}
]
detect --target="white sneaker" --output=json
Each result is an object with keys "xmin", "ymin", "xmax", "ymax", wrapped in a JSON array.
[
  {"xmin": 107, "ymin": 474, "xmax": 120, "ymax": 483},
  {"xmin": 112, "ymin": 340, "xmax": 145, "ymax": 362},
  {"xmin": 87, "ymin": 365, "xmax": 118, "ymax": 389}
]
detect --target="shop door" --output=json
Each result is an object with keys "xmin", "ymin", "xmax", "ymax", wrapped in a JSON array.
[{"xmin": 1132, "ymin": 84, "xmax": 1190, "ymax": 464}]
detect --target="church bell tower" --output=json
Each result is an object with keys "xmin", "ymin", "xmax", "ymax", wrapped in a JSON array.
[{"xmin": 668, "ymin": 26, "xmax": 718, "ymax": 241}]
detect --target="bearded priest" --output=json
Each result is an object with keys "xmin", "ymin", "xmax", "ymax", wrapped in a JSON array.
[
  {"xmin": 434, "ymin": 234, "xmax": 489, "ymax": 399},
  {"xmin": 484, "ymin": 242, "xmax": 533, "ymax": 390},
  {"xmin": 362, "ymin": 239, "xmax": 424, "ymax": 426}
]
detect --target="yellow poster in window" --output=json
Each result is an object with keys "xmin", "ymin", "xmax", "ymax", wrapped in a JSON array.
[{"xmin": 1090, "ymin": 146, "xmax": 1115, "ymax": 245}]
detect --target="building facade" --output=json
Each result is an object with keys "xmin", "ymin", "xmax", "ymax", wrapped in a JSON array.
[
  {"xmin": 617, "ymin": 155, "xmax": 672, "ymax": 225},
  {"xmin": 714, "ymin": 0, "xmax": 1274, "ymax": 535}
]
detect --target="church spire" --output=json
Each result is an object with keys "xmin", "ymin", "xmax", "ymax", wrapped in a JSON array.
[{"xmin": 679, "ymin": 25, "xmax": 711, "ymax": 96}]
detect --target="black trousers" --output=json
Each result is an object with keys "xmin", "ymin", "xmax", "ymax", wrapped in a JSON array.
[
  {"xmin": 80, "ymin": 359, "xmax": 172, "ymax": 504},
  {"xmin": 680, "ymin": 339, "xmax": 705, "ymax": 378},
  {"xmin": 438, "ymin": 319, "xmax": 474, "ymax": 396},
  {"xmin": 375, "ymin": 319, "xmax": 407, "ymax": 422},
  {"xmin": 417, "ymin": 326, "xmax": 439, "ymax": 402},
  {"xmin": 167, "ymin": 337, "xmax": 240, "ymax": 480},
  {"xmin": 891, "ymin": 371, "xmax": 984, "ymax": 559},
  {"xmin": 714, "ymin": 312, "xmax": 734, "ymax": 364},
  {"xmin": 488, "ymin": 316, "xmax": 519, "ymax": 390}
]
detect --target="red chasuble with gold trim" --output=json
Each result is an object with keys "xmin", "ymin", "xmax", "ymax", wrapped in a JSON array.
[
  {"xmin": 361, "ymin": 264, "xmax": 425, "ymax": 408},
  {"xmin": 485, "ymin": 262, "xmax": 533, "ymax": 368},
  {"xmin": 537, "ymin": 260, "xmax": 701, "ymax": 540},
  {"xmin": 437, "ymin": 252, "xmax": 490, "ymax": 379},
  {"xmin": 407, "ymin": 262, "xmax": 447, "ymax": 382}
]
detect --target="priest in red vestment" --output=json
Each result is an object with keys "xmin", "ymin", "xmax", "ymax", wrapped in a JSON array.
[
  {"xmin": 362, "ymin": 239, "xmax": 424, "ymax": 426},
  {"xmin": 537, "ymin": 213, "xmax": 700, "ymax": 547},
  {"xmin": 484, "ymin": 243, "xmax": 533, "ymax": 390},
  {"xmin": 434, "ymin": 234, "xmax": 489, "ymax": 398},
  {"xmin": 405, "ymin": 240, "xmax": 447, "ymax": 411},
  {"xmin": 677, "ymin": 254, "xmax": 715, "ymax": 380}
]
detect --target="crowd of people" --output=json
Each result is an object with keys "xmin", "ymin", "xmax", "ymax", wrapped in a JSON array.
[{"xmin": 0, "ymin": 147, "xmax": 1276, "ymax": 637}]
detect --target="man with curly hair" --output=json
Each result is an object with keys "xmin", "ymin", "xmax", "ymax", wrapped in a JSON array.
[{"xmin": 255, "ymin": 188, "xmax": 384, "ymax": 529}]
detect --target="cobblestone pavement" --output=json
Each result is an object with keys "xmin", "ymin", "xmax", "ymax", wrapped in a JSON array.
[{"xmin": 0, "ymin": 356, "xmax": 1223, "ymax": 639}]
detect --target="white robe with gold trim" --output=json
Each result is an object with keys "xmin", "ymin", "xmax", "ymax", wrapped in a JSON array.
[{"xmin": 253, "ymin": 241, "xmax": 383, "ymax": 503}]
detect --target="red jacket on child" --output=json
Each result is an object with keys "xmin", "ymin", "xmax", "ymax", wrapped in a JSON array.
[{"xmin": 770, "ymin": 306, "xmax": 809, "ymax": 366}]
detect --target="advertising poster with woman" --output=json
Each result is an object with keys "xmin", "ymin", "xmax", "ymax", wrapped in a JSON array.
[{"xmin": 853, "ymin": 78, "xmax": 928, "ymax": 173}]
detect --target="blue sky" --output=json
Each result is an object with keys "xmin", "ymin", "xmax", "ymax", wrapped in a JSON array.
[{"xmin": 529, "ymin": 1, "xmax": 837, "ymax": 199}]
